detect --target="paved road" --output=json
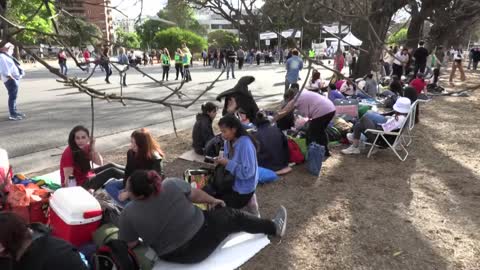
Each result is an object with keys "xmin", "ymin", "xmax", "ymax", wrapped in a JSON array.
[{"xmin": 0, "ymin": 61, "xmax": 334, "ymax": 172}]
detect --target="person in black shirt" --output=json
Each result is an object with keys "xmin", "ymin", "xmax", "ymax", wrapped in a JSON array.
[
  {"xmin": 0, "ymin": 213, "xmax": 88, "ymax": 270},
  {"xmin": 192, "ymin": 102, "xmax": 218, "ymax": 155},
  {"xmin": 413, "ymin": 41, "xmax": 429, "ymax": 77},
  {"xmin": 226, "ymin": 46, "xmax": 237, "ymax": 79}
]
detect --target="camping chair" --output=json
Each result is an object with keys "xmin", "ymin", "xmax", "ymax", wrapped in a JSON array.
[{"xmin": 364, "ymin": 106, "xmax": 413, "ymax": 161}]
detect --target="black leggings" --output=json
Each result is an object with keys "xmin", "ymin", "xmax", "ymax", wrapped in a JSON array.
[
  {"xmin": 203, "ymin": 185, "xmax": 254, "ymax": 209},
  {"xmin": 307, "ymin": 111, "xmax": 336, "ymax": 156},
  {"xmin": 175, "ymin": 63, "xmax": 183, "ymax": 79},
  {"xmin": 82, "ymin": 163, "xmax": 125, "ymax": 190},
  {"xmin": 160, "ymin": 207, "xmax": 276, "ymax": 263},
  {"xmin": 162, "ymin": 66, "xmax": 170, "ymax": 80}
]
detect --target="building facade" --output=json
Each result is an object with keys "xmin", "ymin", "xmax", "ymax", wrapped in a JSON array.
[
  {"xmin": 58, "ymin": 0, "xmax": 114, "ymax": 42},
  {"xmin": 195, "ymin": 9, "xmax": 239, "ymax": 36}
]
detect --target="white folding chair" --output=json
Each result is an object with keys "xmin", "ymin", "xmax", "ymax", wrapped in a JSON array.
[{"xmin": 364, "ymin": 107, "xmax": 413, "ymax": 161}]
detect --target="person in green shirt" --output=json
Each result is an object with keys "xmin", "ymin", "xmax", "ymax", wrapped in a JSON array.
[
  {"xmin": 161, "ymin": 48, "xmax": 171, "ymax": 81},
  {"xmin": 182, "ymin": 47, "xmax": 192, "ymax": 82},
  {"xmin": 174, "ymin": 48, "xmax": 184, "ymax": 80}
]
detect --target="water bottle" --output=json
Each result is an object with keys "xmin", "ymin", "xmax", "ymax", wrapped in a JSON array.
[{"xmin": 67, "ymin": 175, "xmax": 77, "ymax": 187}]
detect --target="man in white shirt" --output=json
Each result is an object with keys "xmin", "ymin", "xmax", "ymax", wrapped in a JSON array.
[
  {"xmin": 0, "ymin": 43, "xmax": 25, "ymax": 121},
  {"xmin": 392, "ymin": 48, "xmax": 408, "ymax": 79}
]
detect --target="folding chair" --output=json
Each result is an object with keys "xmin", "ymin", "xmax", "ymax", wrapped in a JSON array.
[{"xmin": 364, "ymin": 107, "xmax": 413, "ymax": 161}]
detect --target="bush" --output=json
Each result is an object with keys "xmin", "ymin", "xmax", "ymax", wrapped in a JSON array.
[
  {"xmin": 154, "ymin": 28, "xmax": 207, "ymax": 55},
  {"xmin": 208, "ymin": 30, "xmax": 239, "ymax": 49}
]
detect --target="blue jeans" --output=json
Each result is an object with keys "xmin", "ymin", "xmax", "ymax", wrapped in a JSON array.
[
  {"xmin": 59, "ymin": 63, "xmax": 68, "ymax": 75},
  {"xmin": 364, "ymin": 111, "xmax": 387, "ymax": 125},
  {"xmin": 4, "ymin": 79, "xmax": 18, "ymax": 116},
  {"xmin": 226, "ymin": 62, "xmax": 235, "ymax": 78}
]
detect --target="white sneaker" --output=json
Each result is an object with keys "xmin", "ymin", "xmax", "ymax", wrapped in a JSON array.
[
  {"xmin": 341, "ymin": 145, "xmax": 361, "ymax": 155},
  {"xmin": 346, "ymin": 133, "xmax": 354, "ymax": 143}
]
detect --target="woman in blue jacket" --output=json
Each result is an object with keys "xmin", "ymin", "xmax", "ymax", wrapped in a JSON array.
[{"xmin": 214, "ymin": 114, "xmax": 258, "ymax": 209}]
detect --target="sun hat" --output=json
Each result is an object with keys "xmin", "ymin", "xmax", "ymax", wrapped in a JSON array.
[{"xmin": 393, "ymin": 97, "xmax": 411, "ymax": 114}]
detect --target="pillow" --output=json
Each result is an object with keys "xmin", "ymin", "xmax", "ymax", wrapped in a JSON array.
[{"xmin": 258, "ymin": 167, "xmax": 278, "ymax": 184}]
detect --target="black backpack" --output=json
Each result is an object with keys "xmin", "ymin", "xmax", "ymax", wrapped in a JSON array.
[{"xmin": 92, "ymin": 239, "xmax": 140, "ymax": 270}]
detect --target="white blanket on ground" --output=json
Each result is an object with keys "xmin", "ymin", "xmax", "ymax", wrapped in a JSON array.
[{"xmin": 154, "ymin": 233, "xmax": 270, "ymax": 270}]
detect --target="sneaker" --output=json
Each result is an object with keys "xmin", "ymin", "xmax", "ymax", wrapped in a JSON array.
[
  {"xmin": 272, "ymin": 205, "xmax": 287, "ymax": 237},
  {"xmin": 341, "ymin": 145, "xmax": 360, "ymax": 155},
  {"xmin": 15, "ymin": 112, "xmax": 26, "ymax": 118},
  {"xmin": 346, "ymin": 133, "xmax": 354, "ymax": 143},
  {"xmin": 8, "ymin": 115, "xmax": 22, "ymax": 121}
]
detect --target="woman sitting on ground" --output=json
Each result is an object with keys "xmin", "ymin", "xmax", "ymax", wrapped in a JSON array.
[
  {"xmin": 210, "ymin": 114, "xmax": 259, "ymax": 209},
  {"xmin": 107, "ymin": 128, "xmax": 165, "ymax": 202},
  {"xmin": 0, "ymin": 213, "xmax": 88, "ymax": 270},
  {"xmin": 328, "ymin": 83, "xmax": 346, "ymax": 102},
  {"xmin": 60, "ymin": 125, "xmax": 125, "ymax": 190},
  {"xmin": 118, "ymin": 170, "xmax": 287, "ymax": 264},
  {"xmin": 339, "ymin": 80, "xmax": 355, "ymax": 96},
  {"xmin": 192, "ymin": 102, "xmax": 218, "ymax": 155},
  {"xmin": 308, "ymin": 69, "xmax": 325, "ymax": 91},
  {"xmin": 254, "ymin": 111, "xmax": 290, "ymax": 173},
  {"xmin": 341, "ymin": 97, "xmax": 411, "ymax": 155}
]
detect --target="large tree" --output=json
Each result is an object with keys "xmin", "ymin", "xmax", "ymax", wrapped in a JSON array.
[
  {"xmin": 158, "ymin": 0, "xmax": 207, "ymax": 35},
  {"xmin": 186, "ymin": 0, "xmax": 262, "ymax": 48}
]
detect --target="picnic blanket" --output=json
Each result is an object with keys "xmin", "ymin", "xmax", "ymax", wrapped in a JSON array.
[{"xmin": 153, "ymin": 233, "xmax": 270, "ymax": 270}]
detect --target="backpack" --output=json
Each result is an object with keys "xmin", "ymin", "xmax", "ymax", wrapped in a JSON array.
[
  {"xmin": 287, "ymin": 139, "xmax": 304, "ymax": 164},
  {"xmin": 92, "ymin": 239, "xmax": 140, "ymax": 270},
  {"xmin": 204, "ymin": 135, "xmax": 224, "ymax": 160}
]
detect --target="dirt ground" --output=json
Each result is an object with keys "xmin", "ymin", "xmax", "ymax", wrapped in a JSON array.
[{"xmin": 69, "ymin": 69, "xmax": 480, "ymax": 269}]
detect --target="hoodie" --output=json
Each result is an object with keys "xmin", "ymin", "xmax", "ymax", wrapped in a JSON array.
[{"xmin": 192, "ymin": 113, "xmax": 214, "ymax": 155}]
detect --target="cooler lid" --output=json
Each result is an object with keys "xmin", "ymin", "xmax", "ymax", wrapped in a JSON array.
[{"xmin": 50, "ymin": 187, "xmax": 102, "ymax": 225}]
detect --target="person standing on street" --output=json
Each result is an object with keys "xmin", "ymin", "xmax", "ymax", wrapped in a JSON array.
[
  {"xmin": 202, "ymin": 49, "xmax": 208, "ymax": 66},
  {"xmin": 413, "ymin": 41, "xmax": 429, "ymax": 77},
  {"xmin": 161, "ymin": 48, "xmax": 171, "ymax": 81},
  {"xmin": 57, "ymin": 49, "xmax": 68, "ymax": 76},
  {"xmin": 118, "ymin": 47, "xmax": 129, "ymax": 87},
  {"xmin": 101, "ymin": 46, "xmax": 112, "ymax": 84},
  {"xmin": 285, "ymin": 49, "xmax": 303, "ymax": 92},
  {"xmin": 226, "ymin": 46, "xmax": 237, "ymax": 79},
  {"xmin": 219, "ymin": 49, "xmax": 226, "ymax": 70},
  {"xmin": 174, "ymin": 48, "xmax": 184, "ymax": 80},
  {"xmin": 0, "ymin": 43, "xmax": 25, "ymax": 121},
  {"xmin": 83, "ymin": 48, "xmax": 90, "ymax": 73},
  {"xmin": 237, "ymin": 47, "xmax": 245, "ymax": 70},
  {"xmin": 182, "ymin": 47, "xmax": 192, "ymax": 82}
]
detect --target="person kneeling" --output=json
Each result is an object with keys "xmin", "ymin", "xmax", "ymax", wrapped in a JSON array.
[
  {"xmin": 118, "ymin": 170, "xmax": 287, "ymax": 264},
  {"xmin": 341, "ymin": 97, "xmax": 411, "ymax": 155}
]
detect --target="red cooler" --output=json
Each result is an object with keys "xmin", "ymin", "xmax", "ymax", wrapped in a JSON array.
[{"xmin": 49, "ymin": 187, "xmax": 102, "ymax": 246}]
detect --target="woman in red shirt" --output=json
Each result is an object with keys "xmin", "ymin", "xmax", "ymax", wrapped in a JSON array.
[{"xmin": 60, "ymin": 125, "xmax": 124, "ymax": 190}]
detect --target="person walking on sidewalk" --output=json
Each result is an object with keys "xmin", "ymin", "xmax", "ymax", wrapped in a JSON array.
[
  {"xmin": 101, "ymin": 46, "xmax": 113, "ymax": 84},
  {"xmin": 284, "ymin": 49, "xmax": 303, "ymax": 92},
  {"xmin": 83, "ymin": 48, "xmax": 90, "ymax": 73},
  {"xmin": 57, "ymin": 49, "xmax": 68, "ymax": 76},
  {"xmin": 174, "ymin": 48, "xmax": 184, "ymax": 80},
  {"xmin": 226, "ymin": 46, "xmax": 236, "ymax": 79},
  {"xmin": 202, "ymin": 49, "xmax": 208, "ymax": 66},
  {"xmin": 0, "ymin": 43, "xmax": 25, "ymax": 121},
  {"xmin": 219, "ymin": 49, "xmax": 226, "ymax": 69},
  {"xmin": 161, "ymin": 48, "xmax": 171, "ymax": 81}
]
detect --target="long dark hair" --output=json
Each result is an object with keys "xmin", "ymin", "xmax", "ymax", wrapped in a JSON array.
[
  {"xmin": 0, "ymin": 212, "xmax": 31, "ymax": 259},
  {"xmin": 311, "ymin": 70, "xmax": 320, "ymax": 84},
  {"xmin": 68, "ymin": 125, "xmax": 91, "ymax": 173},
  {"xmin": 218, "ymin": 114, "xmax": 258, "ymax": 149},
  {"xmin": 127, "ymin": 170, "xmax": 163, "ymax": 198}
]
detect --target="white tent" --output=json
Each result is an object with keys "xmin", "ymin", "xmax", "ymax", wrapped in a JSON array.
[{"xmin": 342, "ymin": 32, "xmax": 363, "ymax": 46}]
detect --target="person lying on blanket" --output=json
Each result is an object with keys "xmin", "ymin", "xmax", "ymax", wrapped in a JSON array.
[
  {"xmin": 118, "ymin": 170, "xmax": 287, "ymax": 264},
  {"xmin": 341, "ymin": 97, "xmax": 411, "ymax": 155}
]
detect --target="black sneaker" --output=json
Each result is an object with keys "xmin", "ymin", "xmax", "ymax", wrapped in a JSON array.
[{"xmin": 272, "ymin": 205, "xmax": 287, "ymax": 237}]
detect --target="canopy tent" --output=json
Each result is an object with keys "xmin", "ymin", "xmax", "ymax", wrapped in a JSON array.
[
  {"xmin": 259, "ymin": 29, "xmax": 302, "ymax": 40},
  {"xmin": 342, "ymin": 32, "xmax": 363, "ymax": 46},
  {"xmin": 322, "ymin": 24, "xmax": 350, "ymax": 35}
]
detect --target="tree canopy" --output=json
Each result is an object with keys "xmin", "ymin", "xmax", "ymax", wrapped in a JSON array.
[
  {"xmin": 115, "ymin": 29, "xmax": 141, "ymax": 49},
  {"xmin": 153, "ymin": 27, "xmax": 207, "ymax": 55},
  {"xmin": 208, "ymin": 30, "xmax": 239, "ymax": 49},
  {"xmin": 7, "ymin": 0, "xmax": 53, "ymax": 44},
  {"xmin": 157, "ymin": 0, "xmax": 207, "ymax": 35}
]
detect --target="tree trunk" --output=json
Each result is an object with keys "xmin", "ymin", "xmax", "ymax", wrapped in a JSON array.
[{"xmin": 351, "ymin": 16, "xmax": 390, "ymax": 77}]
